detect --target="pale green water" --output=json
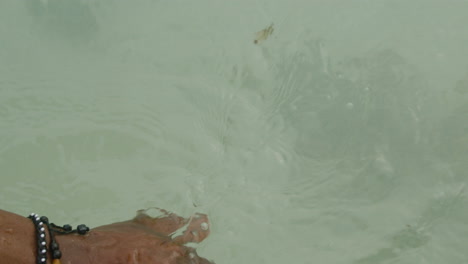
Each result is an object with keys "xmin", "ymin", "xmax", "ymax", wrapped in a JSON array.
[{"xmin": 1, "ymin": 1, "xmax": 468, "ymax": 263}]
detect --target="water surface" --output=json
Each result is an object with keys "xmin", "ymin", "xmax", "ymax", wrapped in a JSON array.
[{"xmin": 1, "ymin": 1, "xmax": 468, "ymax": 263}]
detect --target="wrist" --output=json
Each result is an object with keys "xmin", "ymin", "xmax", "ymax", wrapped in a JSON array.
[
  {"xmin": 55, "ymin": 233, "xmax": 90, "ymax": 264},
  {"xmin": 25, "ymin": 212, "xmax": 91, "ymax": 264}
]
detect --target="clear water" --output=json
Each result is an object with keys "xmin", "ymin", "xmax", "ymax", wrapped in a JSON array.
[{"xmin": 1, "ymin": 1, "xmax": 468, "ymax": 263}]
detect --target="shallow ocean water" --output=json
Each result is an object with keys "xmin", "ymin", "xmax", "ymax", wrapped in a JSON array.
[{"xmin": 1, "ymin": 1, "xmax": 468, "ymax": 263}]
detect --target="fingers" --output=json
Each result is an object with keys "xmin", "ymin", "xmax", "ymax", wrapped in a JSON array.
[
  {"xmin": 133, "ymin": 209, "xmax": 186, "ymax": 236},
  {"xmin": 133, "ymin": 211, "xmax": 211, "ymax": 244},
  {"xmin": 172, "ymin": 213, "xmax": 210, "ymax": 244},
  {"xmin": 132, "ymin": 209, "xmax": 211, "ymax": 244}
]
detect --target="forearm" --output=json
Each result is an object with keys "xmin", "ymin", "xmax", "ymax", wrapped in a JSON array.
[
  {"xmin": 0, "ymin": 209, "xmax": 37, "ymax": 264},
  {"xmin": 0, "ymin": 209, "xmax": 89, "ymax": 264}
]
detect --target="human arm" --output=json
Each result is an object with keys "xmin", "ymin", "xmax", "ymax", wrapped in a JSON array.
[{"xmin": 0, "ymin": 209, "xmax": 213, "ymax": 264}]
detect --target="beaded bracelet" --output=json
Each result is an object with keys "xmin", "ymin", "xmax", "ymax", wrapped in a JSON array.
[
  {"xmin": 28, "ymin": 214, "xmax": 47, "ymax": 264},
  {"xmin": 28, "ymin": 213, "xmax": 90, "ymax": 264}
]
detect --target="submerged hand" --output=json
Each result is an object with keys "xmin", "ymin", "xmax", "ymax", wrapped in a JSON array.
[{"xmin": 58, "ymin": 209, "xmax": 213, "ymax": 264}]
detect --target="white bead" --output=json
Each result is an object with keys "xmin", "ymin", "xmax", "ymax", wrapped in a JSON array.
[
  {"xmin": 41, "ymin": 257, "xmax": 46, "ymax": 263},
  {"xmin": 41, "ymin": 241, "xmax": 46, "ymax": 246},
  {"xmin": 40, "ymin": 227, "xmax": 45, "ymax": 232},
  {"xmin": 40, "ymin": 233, "xmax": 45, "ymax": 238},
  {"xmin": 41, "ymin": 249, "xmax": 46, "ymax": 254}
]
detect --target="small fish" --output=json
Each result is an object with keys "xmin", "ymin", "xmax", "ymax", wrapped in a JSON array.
[{"xmin": 254, "ymin": 23, "xmax": 274, "ymax": 44}]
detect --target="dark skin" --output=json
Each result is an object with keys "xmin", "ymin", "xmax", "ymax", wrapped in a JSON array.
[{"xmin": 0, "ymin": 209, "xmax": 213, "ymax": 264}]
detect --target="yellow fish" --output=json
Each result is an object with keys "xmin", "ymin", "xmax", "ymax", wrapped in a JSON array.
[{"xmin": 254, "ymin": 23, "xmax": 274, "ymax": 44}]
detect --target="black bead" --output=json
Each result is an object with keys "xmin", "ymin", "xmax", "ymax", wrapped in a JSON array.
[
  {"xmin": 52, "ymin": 249, "xmax": 62, "ymax": 259},
  {"xmin": 63, "ymin": 224, "xmax": 72, "ymax": 232},
  {"xmin": 77, "ymin": 224, "xmax": 90, "ymax": 235},
  {"xmin": 51, "ymin": 241, "xmax": 60, "ymax": 250},
  {"xmin": 40, "ymin": 216, "xmax": 49, "ymax": 223}
]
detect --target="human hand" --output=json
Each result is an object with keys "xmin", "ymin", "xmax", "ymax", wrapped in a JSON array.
[{"xmin": 58, "ymin": 209, "xmax": 213, "ymax": 264}]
